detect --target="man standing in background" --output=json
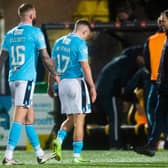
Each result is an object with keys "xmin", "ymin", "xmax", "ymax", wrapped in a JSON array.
[
  {"xmin": 135, "ymin": 10, "xmax": 168, "ymax": 156},
  {"xmin": 143, "ymin": 15, "xmax": 166, "ymax": 137}
]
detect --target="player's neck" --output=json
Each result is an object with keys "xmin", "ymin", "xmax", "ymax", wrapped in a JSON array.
[
  {"xmin": 20, "ymin": 18, "xmax": 32, "ymax": 25},
  {"xmin": 72, "ymin": 31, "xmax": 82, "ymax": 39}
]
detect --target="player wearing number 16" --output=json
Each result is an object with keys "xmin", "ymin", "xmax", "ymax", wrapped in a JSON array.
[{"xmin": 0, "ymin": 3, "xmax": 58, "ymax": 165}]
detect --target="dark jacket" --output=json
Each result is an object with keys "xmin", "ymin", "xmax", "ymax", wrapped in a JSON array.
[
  {"xmin": 96, "ymin": 45, "xmax": 143, "ymax": 97},
  {"xmin": 157, "ymin": 34, "xmax": 168, "ymax": 95}
]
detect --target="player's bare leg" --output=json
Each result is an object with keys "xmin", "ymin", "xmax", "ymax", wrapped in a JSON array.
[
  {"xmin": 53, "ymin": 115, "xmax": 74, "ymax": 161},
  {"xmin": 73, "ymin": 114, "xmax": 89, "ymax": 163}
]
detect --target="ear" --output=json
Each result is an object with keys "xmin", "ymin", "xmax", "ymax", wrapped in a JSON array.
[{"xmin": 29, "ymin": 13, "xmax": 33, "ymax": 20}]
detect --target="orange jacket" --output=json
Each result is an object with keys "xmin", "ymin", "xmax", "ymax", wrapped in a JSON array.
[{"xmin": 148, "ymin": 32, "xmax": 166, "ymax": 80}]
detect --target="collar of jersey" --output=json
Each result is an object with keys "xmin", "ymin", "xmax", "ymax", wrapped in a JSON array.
[
  {"xmin": 69, "ymin": 33, "xmax": 80, "ymax": 38},
  {"xmin": 18, "ymin": 23, "xmax": 32, "ymax": 26}
]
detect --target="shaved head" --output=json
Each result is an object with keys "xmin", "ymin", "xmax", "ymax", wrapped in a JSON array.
[
  {"xmin": 18, "ymin": 3, "xmax": 35, "ymax": 18},
  {"xmin": 74, "ymin": 19, "xmax": 91, "ymax": 32},
  {"xmin": 73, "ymin": 19, "xmax": 91, "ymax": 40}
]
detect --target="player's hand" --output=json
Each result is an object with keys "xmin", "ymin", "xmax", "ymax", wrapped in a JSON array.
[
  {"xmin": 48, "ymin": 87, "xmax": 55, "ymax": 98},
  {"xmin": 90, "ymin": 87, "xmax": 97, "ymax": 103},
  {"xmin": 54, "ymin": 74, "xmax": 60, "ymax": 84}
]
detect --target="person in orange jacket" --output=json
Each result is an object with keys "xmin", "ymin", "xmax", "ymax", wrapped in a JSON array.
[{"xmin": 143, "ymin": 15, "xmax": 166, "ymax": 136}]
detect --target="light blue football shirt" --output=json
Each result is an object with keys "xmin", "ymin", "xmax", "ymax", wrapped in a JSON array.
[
  {"xmin": 51, "ymin": 33, "xmax": 88, "ymax": 79},
  {"xmin": 1, "ymin": 23, "xmax": 46, "ymax": 81}
]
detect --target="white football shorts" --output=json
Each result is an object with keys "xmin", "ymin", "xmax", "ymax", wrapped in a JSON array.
[
  {"xmin": 58, "ymin": 78, "xmax": 91, "ymax": 115},
  {"xmin": 9, "ymin": 80, "xmax": 35, "ymax": 108}
]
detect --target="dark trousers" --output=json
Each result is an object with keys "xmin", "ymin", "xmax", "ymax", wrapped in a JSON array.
[
  {"xmin": 95, "ymin": 95, "xmax": 122, "ymax": 149},
  {"xmin": 146, "ymin": 81, "xmax": 158, "ymax": 136},
  {"xmin": 148, "ymin": 94, "xmax": 168, "ymax": 147}
]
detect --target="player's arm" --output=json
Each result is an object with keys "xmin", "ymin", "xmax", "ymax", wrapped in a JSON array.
[
  {"xmin": 48, "ymin": 72, "xmax": 56, "ymax": 98},
  {"xmin": 143, "ymin": 40, "xmax": 151, "ymax": 73},
  {"xmin": 81, "ymin": 61, "xmax": 97, "ymax": 103},
  {"xmin": 39, "ymin": 48, "xmax": 60, "ymax": 83},
  {"xmin": 0, "ymin": 50, "xmax": 8, "ymax": 72}
]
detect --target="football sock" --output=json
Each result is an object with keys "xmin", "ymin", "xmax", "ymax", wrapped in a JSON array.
[
  {"xmin": 25, "ymin": 124, "xmax": 44, "ymax": 157},
  {"xmin": 5, "ymin": 122, "xmax": 22, "ymax": 160},
  {"xmin": 56, "ymin": 129, "xmax": 67, "ymax": 144},
  {"xmin": 73, "ymin": 141, "xmax": 83, "ymax": 158}
]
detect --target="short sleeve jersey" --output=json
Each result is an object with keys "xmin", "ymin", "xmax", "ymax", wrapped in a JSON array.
[
  {"xmin": 1, "ymin": 23, "xmax": 46, "ymax": 81},
  {"xmin": 51, "ymin": 33, "xmax": 88, "ymax": 79}
]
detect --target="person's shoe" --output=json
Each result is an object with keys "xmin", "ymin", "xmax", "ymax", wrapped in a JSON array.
[
  {"xmin": 37, "ymin": 152, "xmax": 56, "ymax": 164},
  {"xmin": 53, "ymin": 139, "xmax": 62, "ymax": 161},
  {"xmin": 2, "ymin": 157, "xmax": 23, "ymax": 165},
  {"xmin": 73, "ymin": 157, "xmax": 90, "ymax": 164},
  {"xmin": 134, "ymin": 145, "xmax": 155, "ymax": 157}
]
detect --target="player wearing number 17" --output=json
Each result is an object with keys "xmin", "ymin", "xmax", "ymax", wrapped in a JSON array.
[
  {"xmin": 48, "ymin": 20, "xmax": 97, "ymax": 163},
  {"xmin": 0, "ymin": 3, "xmax": 59, "ymax": 165}
]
